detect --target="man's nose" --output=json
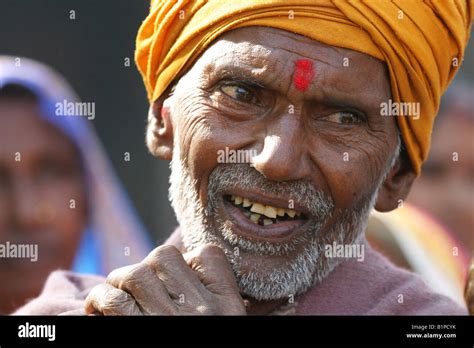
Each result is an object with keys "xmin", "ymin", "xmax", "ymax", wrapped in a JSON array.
[{"xmin": 251, "ymin": 115, "xmax": 312, "ymax": 182}]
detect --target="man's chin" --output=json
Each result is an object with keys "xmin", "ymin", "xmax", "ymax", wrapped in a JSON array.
[
  {"xmin": 231, "ymin": 248, "xmax": 328, "ymax": 301},
  {"xmin": 186, "ymin": 226, "xmax": 329, "ymax": 301}
]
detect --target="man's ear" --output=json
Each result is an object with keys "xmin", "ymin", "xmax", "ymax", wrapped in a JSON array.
[
  {"xmin": 146, "ymin": 93, "xmax": 174, "ymax": 160},
  {"xmin": 375, "ymin": 150, "xmax": 417, "ymax": 212}
]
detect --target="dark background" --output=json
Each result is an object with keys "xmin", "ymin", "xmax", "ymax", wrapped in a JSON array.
[{"xmin": 1, "ymin": 0, "xmax": 472, "ymax": 243}]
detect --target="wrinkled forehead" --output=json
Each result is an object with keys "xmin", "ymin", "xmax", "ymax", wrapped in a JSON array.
[
  {"xmin": 182, "ymin": 26, "xmax": 391, "ymax": 110},
  {"xmin": 200, "ymin": 26, "xmax": 385, "ymax": 69},
  {"xmin": 207, "ymin": 27, "xmax": 353, "ymax": 62}
]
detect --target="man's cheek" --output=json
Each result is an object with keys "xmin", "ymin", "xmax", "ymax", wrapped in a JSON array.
[
  {"xmin": 319, "ymin": 148, "xmax": 381, "ymax": 209},
  {"xmin": 176, "ymin": 104, "xmax": 226, "ymax": 165}
]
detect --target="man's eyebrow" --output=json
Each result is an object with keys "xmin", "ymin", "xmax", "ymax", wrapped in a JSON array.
[
  {"xmin": 320, "ymin": 94, "xmax": 382, "ymax": 114},
  {"xmin": 210, "ymin": 63, "xmax": 382, "ymax": 111},
  {"xmin": 320, "ymin": 96, "xmax": 364, "ymax": 111},
  {"xmin": 210, "ymin": 64, "xmax": 268, "ymax": 88}
]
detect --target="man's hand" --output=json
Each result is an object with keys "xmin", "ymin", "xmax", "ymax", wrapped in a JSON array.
[{"xmin": 84, "ymin": 244, "xmax": 246, "ymax": 315}]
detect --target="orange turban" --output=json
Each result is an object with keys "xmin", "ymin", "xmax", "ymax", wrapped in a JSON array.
[{"xmin": 135, "ymin": 0, "xmax": 472, "ymax": 175}]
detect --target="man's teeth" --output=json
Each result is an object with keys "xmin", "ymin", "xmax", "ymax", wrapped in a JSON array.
[
  {"xmin": 264, "ymin": 206, "xmax": 277, "ymax": 219},
  {"xmin": 250, "ymin": 213, "xmax": 274, "ymax": 226},
  {"xmin": 243, "ymin": 198, "xmax": 251, "ymax": 207},
  {"xmin": 287, "ymin": 210, "xmax": 296, "ymax": 218},
  {"xmin": 230, "ymin": 195, "xmax": 301, "ymax": 221},
  {"xmin": 250, "ymin": 202, "xmax": 266, "ymax": 215},
  {"xmin": 263, "ymin": 218, "xmax": 273, "ymax": 226},
  {"xmin": 250, "ymin": 213, "xmax": 260, "ymax": 223}
]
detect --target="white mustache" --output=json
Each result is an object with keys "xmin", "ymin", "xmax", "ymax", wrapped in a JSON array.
[{"xmin": 206, "ymin": 163, "xmax": 334, "ymax": 221}]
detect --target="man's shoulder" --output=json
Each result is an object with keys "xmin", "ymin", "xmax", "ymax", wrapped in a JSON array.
[
  {"xmin": 364, "ymin": 253, "xmax": 467, "ymax": 315},
  {"xmin": 14, "ymin": 270, "xmax": 105, "ymax": 315},
  {"xmin": 296, "ymin": 243, "xmax": 468, "ymax": 315}
]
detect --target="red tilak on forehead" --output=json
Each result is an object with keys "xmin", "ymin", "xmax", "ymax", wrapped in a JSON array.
[{"xmin": 292, "ymin": 59, "xmax": 315, "ymax": 91}]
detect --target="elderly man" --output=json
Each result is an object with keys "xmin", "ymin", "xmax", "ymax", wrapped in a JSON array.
[{"xmin": 16, "ymin": 0, "xmax": 471, "ymax": 315}]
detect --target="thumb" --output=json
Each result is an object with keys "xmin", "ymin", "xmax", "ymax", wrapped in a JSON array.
[{"xmin": 183, "ymin": 244, "xmax": 241, "ymax": 296}]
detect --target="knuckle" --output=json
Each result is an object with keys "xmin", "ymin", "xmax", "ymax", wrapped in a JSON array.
[
  {"xmin": 149, "ymin": 245, "xmax": 182, "ymax": 265},
  {"xmin": 101, "ymin": 289, "xmax": 135, "ymax": 316},
  {"xmin": 105, "ymin": 265, "xmax": 129, "ymax": 285},
  {"xmin": 121, "ymin": 264, "xmax": 149, "ymax": 292},
  {"xmin": 104, "ymin": 288, "xmax": 130, "ymax": 307},
  {"xmin": 86, "ymin": 284, "xmax": 133, "ymax": 315},
  {"xmin": 186, "ymin": 245, "xmax": 227, "ymax": 273},
  {"xmin": 199, "ymin": 244, "xmax": 226, "ymax": 260},
  {"xmin": 106, "ymin": 263, "xmax": 149, "ymax": 292},
  {"xmin": 85, "ymin": 284, "xmax": 102, "ymax": 307}
]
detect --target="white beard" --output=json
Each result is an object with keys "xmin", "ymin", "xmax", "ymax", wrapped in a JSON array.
[{"xmin": 168, "ymin": 142, "xmax": 387, "ymax": 301}]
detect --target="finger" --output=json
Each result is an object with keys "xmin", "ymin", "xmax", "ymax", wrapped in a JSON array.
[
  {"xmin": 84, "ymin": 283, "xmax": 142, "ymax": 316},
  {"xmin": 144, "ymin": 245, "xmax": 207, "ymax": 301},
  {"xmin": 183, "ymin": 244, "xmax": 241, "ymax": 296},
  {"xmin": 106, "ymin": 263, "xmax": 177, "ymax": 315}
]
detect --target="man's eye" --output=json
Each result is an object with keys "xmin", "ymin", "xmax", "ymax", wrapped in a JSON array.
[
  {"xmin": 220, "ymin": 84, "xmax": 257, "ymax": 104},
  {"xmin": 323, "ymin": 112, "xmax": 363, "ymax": 125}
]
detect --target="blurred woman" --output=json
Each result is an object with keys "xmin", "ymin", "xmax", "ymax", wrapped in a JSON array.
[{"xmin": 0, "ymin": 56, "xmax": 152, "ymax": 314}]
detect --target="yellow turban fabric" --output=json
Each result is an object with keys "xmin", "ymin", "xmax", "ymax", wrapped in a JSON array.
[{"xmin": 135, "ymin": 0, "xmax": 472, "ymax": 175}]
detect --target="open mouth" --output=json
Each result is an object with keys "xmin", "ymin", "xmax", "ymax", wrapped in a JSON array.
[
  {"xmin": 220, "ymin": 191, "xmax": 314, "ymax": 243},
  {"xmin": 224, "ymin": 194, "xmax": 307, "ymax": 226}
]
